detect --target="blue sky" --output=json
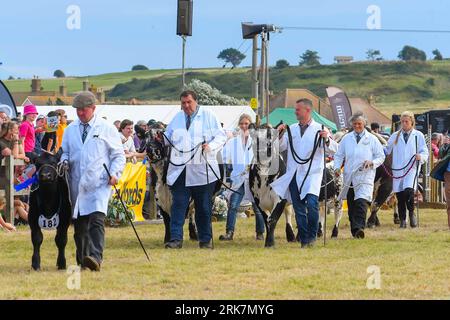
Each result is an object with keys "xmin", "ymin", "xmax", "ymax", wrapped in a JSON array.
[{"xmin": 1, "ymin": 0, "xmax": 449, "ymax": 78}]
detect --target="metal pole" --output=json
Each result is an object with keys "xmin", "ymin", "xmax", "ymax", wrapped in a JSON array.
[
  {"xmin": 322, "ymin": 125, "xmax": 327, "ymax": 246},
  {"xmin": 181, "ymin": 35, "xmax": 187, "ymax": 89},
  {"xmin": 265, "ymin": 33, "xmax": 270, "ymax": 124},
  {"xmin": 251, "ymin": 35, "xmax": 259, "ymax": 104},
  {"xmin": 259, "ymin": 31, "xmax": 266, "ymax": 120}
]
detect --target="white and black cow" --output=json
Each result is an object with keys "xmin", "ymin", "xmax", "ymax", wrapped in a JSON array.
[
  {"xmin": 28, "ymin": 150, "xmax": 72, "ymax": 271},
  {"xmin": 248, "ymin": 124, "xmax": 296, "ymax": 247},
  {"xmin": 142, "ymin": 129, "xmax": 225, "ymax": 244},
  {"xmin": 317, "ymin": 161, "xmax": 343, "ymax": 239}
]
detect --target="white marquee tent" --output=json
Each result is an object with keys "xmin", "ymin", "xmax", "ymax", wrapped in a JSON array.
[{"xmin": 16, "ymin": 105, "xmax": 256, "ymax": 131}]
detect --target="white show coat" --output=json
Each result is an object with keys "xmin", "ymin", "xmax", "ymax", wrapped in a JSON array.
[
  {"xmin": 271, "ymin": 120, "xmax": 338, "ymax": 202},
  {"xmin": 385, "ymin": 129, "xmax": 428, "ymax": 192},
  {"xmin": 222, "ymin": 132, "xmax": 254, "ymax": 202},
  {"xmin": 61, "ymin": 115, "xmax": 126, "ymax": 218},
  {"xmin": 333, "ymin": 130, "xmax": 385, "ymax": 202},
  {"xmin": 165, "ymin": 107, "xmax": 227, "ymax": 187}
]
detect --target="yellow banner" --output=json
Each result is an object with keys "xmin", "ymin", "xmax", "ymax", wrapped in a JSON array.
[{"xmin": 115, "ymin": 162, "xmax": 147, "ymax": 222}]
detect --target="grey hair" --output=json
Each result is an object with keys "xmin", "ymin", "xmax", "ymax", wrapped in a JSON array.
[
  {"xmin": 431, "ymin": 132, "xmax": 440, "ymax": 140},
  {"xmin": 348, "ymin": 112, "xmax": 367, "ymax": 126}
]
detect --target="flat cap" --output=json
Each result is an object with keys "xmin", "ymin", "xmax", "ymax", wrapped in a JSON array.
[{"xmin": 73, "ymin": 91, "xmax": 96, "ymax": 108}]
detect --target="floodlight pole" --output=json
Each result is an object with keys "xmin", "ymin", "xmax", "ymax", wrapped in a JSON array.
[
  {"xmin": 181, "ymin": 35, "xmax": 187, "ymax": 89},
  {"xmin": 259, "ymin": 30, "xmax": 267, "ymax": 121},
  {"xmin": 252, "ymin": 35, "xmax": 259, "ymax": 123}
]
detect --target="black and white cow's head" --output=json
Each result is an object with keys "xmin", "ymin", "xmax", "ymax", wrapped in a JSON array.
[
  {"xmin": 141, "ymin": 129, "xmax": 167, "ymax": 164},
  {"xmin": 35, "ymin": 150, "xmax": 62, "ymax": 184},
  {"xmin": 249, "ymin": 123, "xmax": 281, "ymax": 171}
]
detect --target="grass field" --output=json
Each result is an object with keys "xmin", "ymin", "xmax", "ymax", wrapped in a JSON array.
[{"xmin": 1, "ymin": 208, "xmax": 449, "ymax": 300}]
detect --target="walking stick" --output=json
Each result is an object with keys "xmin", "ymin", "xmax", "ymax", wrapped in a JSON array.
[
  {"xmin": 322, "ymin": 125, "xmax": 328, "ymax": 246},
  {"xmin": 103, "ymin": 164, "xmax": 151, "ymax": 262},
  {"xmin": 414, "ymin": 136, "xmax": 420, "ymax": 227}
]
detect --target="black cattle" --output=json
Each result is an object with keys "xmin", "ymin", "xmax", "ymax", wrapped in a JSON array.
[
  {"xmin": 142, "ymin": 129, "xmax": 224, "ymax": 244},
  {"xmin": 28, "ymin": 151, "xmax": 72, "ymax": 271},
  {"xmin": 249, "ymin": 124, "xmax": 296, "ymax": 248}
]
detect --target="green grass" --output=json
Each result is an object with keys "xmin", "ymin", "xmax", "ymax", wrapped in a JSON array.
[{"xmin": 1, "ymin": 209, "xmax": 449, "ymax": 299}]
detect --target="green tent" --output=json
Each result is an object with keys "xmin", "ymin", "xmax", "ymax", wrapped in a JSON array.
[{"xmin": 262, "ymin": 108, "xmax": 337, "ymax": 132}]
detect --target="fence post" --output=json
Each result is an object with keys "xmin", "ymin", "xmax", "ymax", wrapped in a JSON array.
[{"xmin": 5, "ymin": 155, "xmax": 15, "ymax": 224}]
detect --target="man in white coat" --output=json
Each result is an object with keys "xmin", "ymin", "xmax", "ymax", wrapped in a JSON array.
[
  {"xmin": 333, "ymin": 112, "xmax": 385, "ymax": 239},
  {"xmin": 385, "ymin": 111, "xmax": 428, "ymax": 228},
  {"xmin": 164, "ymin": 90, "xmax": 227, "ymax": 249},
  {"xmin": 272, "ymin": 99, "xmax": 338, "ymax": 248},
  {"xmin": 61, "ymin": 92, "xmax": 125, "ymax": 271}
]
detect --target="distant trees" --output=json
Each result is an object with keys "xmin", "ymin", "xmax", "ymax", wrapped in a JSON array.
[
  {"xmin": 132, "ymin": 65, "xmax": 149, "ymax": 71},
  {"xmin": 432, "ymin": 49, "xmax": 443, "ymax": 61},
  {"xmin": 217, "ymin": 48, "xmax": 246, "ymax": 68},
  {"xmin": 275, "ymin": 59, "xmax": 290, "ymax": 69},
  {"xmin": 53, "ymin": 70, "xmax": 66, "ymax": 78},
  {"xmin": 398, "ymin": 46, "xmax": 426, "ymax": 61},
  {"xmin": 8, "ymin": 76, "xmax": 15, "ymax": 80},
  {"xmin": 366, "ymin": 49, "xmax": 383, "ymax": 61},
  {"xmin": 299, "ymin": 50, "xmax": 321, "ymax": 66}
]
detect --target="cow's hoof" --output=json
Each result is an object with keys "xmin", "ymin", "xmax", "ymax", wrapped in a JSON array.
[
  {"xmin": 188, "ymin": 227, "xmax": 198, "ymax": 241},
  {"xmin": 317, "ymin": 230, "xmax": 323, "ymax": 238},
  {"xmin": 375, "ymin": 217, "xmax": 381, "ymax": 227},
  {"xmin": 285, "ymin": 224, "xmax": 296, "ymax": 242},
  {"xmin": 367, "ymin": 221, "xmax": 375, "ymax": 229},
  {"xmin": 57, "ymin": 263, "xmax": 67, "ymax": 270},
  {"xmin": 32, "ymin": 265, "xmax": 41, "ymax": 271},
  {"xmin": 393, "ymin": 214, "xmax": 401, "ymax": 225},
  {"xmin": 331, "ymin": 226, "xmax": 339, "ymax": 238},
  {"xmin": 295, "ymin": 232, "xmax": 301, "ymax": 243}
]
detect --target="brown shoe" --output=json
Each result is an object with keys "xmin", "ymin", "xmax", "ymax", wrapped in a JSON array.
[{"xmin": 82, "ymin": 256, "xmax": 101, "ymax": 272}]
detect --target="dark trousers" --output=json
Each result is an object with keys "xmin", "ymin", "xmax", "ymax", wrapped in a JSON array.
[
  {"xmin": 396, "ymin": 188, "xmax": 415, "ymax": 221},
  {"xmin": 169, "ymin": 169, "xmax": 215, "ymax": 243},
  {"xmin": 289, "ymin": 176, "xmax": 319, "ymax": 245},
  {"xmin": 74, "ymin": 211, "xmax": 105, "ymax": 265},
  {"xmin": 347, "ymin": 186, "xmax": 369, "ymax": 236}
]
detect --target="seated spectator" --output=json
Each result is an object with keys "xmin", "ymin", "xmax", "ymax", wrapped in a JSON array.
[
  {"xmin": 14, "ymin": 197, "xmax": 28, "ymax": 223},
  {"xmin": 0, "ymin": 197, "xmax": 16, "ymax": 232},
  {"xmin": 0, "ymin": 121, "xmax": 30, "ymax": 162}
]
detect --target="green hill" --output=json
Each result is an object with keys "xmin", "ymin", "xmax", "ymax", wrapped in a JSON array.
[
  {"xmin": 106, "ymin": 60, "xmax": 450, "ymax": 115},
  {"xmin": 5, "ymin": 60, "xmax": 450, "ymax": 116}
]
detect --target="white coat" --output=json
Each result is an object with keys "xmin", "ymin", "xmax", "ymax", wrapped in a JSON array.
[
  {"xmin": 333, "ymin": 130, "xmax": 385, "ymax": 202},
  {"xmin": 271, "ymin": 120, "xmax": 338, "ymax": 202},
  {"xmin": 222, "ymin": 132, "xmax": 254, "ymax": 202},
  {"xmin": 385, "ymin": 129, "xmax": 428, "ymax": 192},
  {"xmin": 165, "ymin": 107, "xmax": 227, "ymax": 187},
  {"xmin": 61, "ymin": 115, "xmax": 126, "ymax": 218}
]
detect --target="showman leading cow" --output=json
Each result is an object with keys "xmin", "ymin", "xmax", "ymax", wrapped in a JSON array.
[
  {"xmin": 28, "ymin": 150, "xmax": 72, "ymax": 271},
  {"xmin": 142, "ymin": 128, "xmax": 225, "ymax": 244}
]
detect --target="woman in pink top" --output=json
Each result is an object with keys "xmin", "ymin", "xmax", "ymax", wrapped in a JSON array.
[{"xmin": 19, "ymin": 104, "xmax": 39, "ymax": 162}]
